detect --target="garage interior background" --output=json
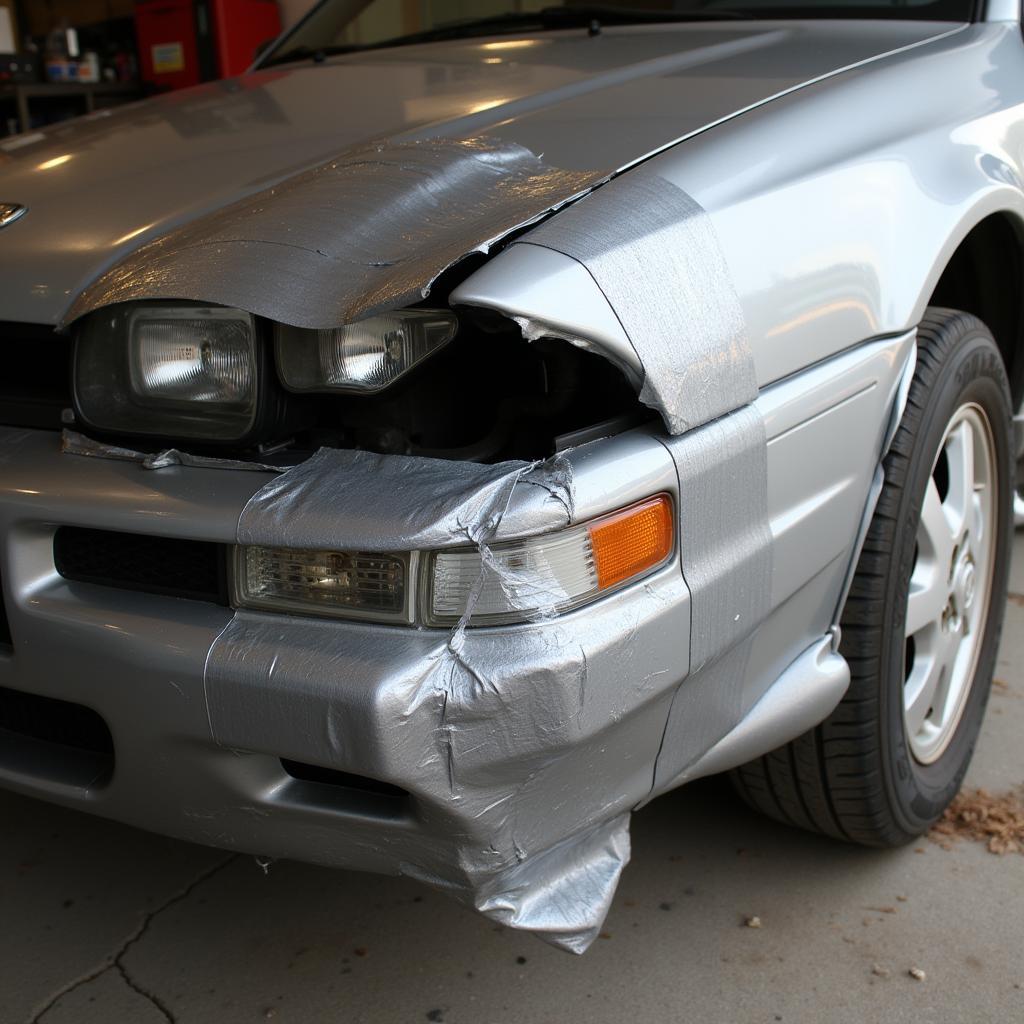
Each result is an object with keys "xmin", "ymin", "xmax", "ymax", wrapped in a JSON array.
[{"xmin": 0, "ymin": 1, "xmax": 520, "ymax": 136}]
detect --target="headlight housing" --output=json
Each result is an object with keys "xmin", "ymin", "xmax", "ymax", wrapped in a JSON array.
[
  {"xmin": 74, "ymin": 304, "xmax": 262, "ymax": 442},
  {"xmin": 275, "ymin": 310, "xmax": 457, "ymax": 394}
]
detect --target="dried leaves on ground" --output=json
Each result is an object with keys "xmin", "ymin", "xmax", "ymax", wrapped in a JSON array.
[{"xmin": 929, "ymin": 787, "xmax": 1024, "ymax": 854}]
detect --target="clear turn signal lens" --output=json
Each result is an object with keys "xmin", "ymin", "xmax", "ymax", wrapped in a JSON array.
[
  {"xmin": 428, "ymin": 495, "xmax": 673, "ymax": 626},
  {"xmin": 275, "ymin": 310, "xmax": 457, "ymax": 394},
  {"xmin": 235, "ymin": 546, "xmax": 411, "ymax": 623}
]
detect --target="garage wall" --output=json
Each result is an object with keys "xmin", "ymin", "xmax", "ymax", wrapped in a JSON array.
[
  {"xmin": 21, "ymin": 1, "xmax": 134, "ymax": 36},
  {"xmin": 279, "ymin": 1, "xmax": 547, "ymax": 32},
  {"xmin": 0, "ymin": 1, "xmax": 17, "ymax": 50}
]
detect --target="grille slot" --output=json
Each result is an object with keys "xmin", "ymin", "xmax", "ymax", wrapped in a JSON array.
[
  {"xmin": 54, "ymin": 527, "xmax": 230, "ymax": 605},
  {"xmin": 280, "ymin": 759, "xmax": 411, "ymax": 820},
  {"xmin": 281, "ymin": 759, "xmax": 409, "ymax": 799},
  {"xmin": 0, "ymin": 323, "xmax": 73, "ymax": 430},
  {"xmin": 0, "ymin": 685, "xmax": 114, "ymax": 787}
]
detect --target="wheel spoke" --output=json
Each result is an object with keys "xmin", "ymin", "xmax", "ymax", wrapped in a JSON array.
[
  {"xmin": 943, "ymin": 420, "xmax": 975, "ymax": 540},
  {"xmin": 905, "ymin": 578, "xmax": 945, "ymax": 638},
  {"xmin": 904, "ymin": 641, "xmax": 951, "ymax": 739},
  {"xmin": 919, "ymin": 478, "xmax": 955, "ymax": 569}
]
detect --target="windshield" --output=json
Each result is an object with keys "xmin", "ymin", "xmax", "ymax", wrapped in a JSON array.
[{"xmin": 261, "ymin": 0, "xmax": 977, "ymax": 66}]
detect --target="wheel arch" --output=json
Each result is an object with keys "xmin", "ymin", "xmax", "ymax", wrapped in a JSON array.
[{"xmin": 925, "ymin": 205, "xmax": 1024, "ymax": 408}]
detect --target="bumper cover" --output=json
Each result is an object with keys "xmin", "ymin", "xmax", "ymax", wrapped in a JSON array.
[{"xmin": 0, "ymin": 426, "xmax": 692, "ymax": 952}]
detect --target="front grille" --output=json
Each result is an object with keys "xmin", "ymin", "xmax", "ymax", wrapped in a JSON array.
[
  {"xmin": 0, "ymin": 322, "xmax": 73, "ymax": 430},
  {"xmin": 53, "ymin": 527, "xmax": 230, "ymax": 605},
  {"xmin": 0, "ymin": 685, "xmax": 114, "ymax": 787}
]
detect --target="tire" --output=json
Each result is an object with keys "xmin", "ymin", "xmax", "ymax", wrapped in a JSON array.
[{"xmin": 732, "ymin": 308, "xmax": 1014, "ymax": 846}]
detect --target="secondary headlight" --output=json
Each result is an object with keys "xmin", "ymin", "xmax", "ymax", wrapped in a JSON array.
[
  {"xmin": 74, "ymin": 304, "xmax": 259, "ymax": 441},
  {"xmin": 275, "ymin": 310, "xmax": 457, "ymax": 394}
]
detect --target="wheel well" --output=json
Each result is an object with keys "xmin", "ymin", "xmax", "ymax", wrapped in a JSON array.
[{"xmin": 929, "ymin": 213, "xmax": 1024, "ymax": 408}]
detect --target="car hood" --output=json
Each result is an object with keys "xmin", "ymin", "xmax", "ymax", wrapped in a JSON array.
[{"xmin": 0, "ymin": 19, "xmax": 957, "ymax": 326}]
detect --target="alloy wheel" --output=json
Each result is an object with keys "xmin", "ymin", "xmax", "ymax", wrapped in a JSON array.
[{"xmin": 904, "ymin": 403, "xmax": 998, "ymax": 764}]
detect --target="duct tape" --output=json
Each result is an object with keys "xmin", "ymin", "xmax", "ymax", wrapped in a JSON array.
[
  {"xmin": 60, "ymin": 428, "xmax": 288, "ymax": 473},
  {"xmin": 62, "ymin": 137, "xmax": 608, "ymax": 330},
  {"xmin": 58, "ymin": 138, "xmax": 770, "ymax": 951},
  {"xmin": 521, "ymin": 168, "xmax": 756, "ymax": 435},
  {"xmin": 649, "ymin": 404, "xmax": 773, "ymax": 792},
  {"xmin": 205, "ymin": 445, "xmax": 657, "ymax": 953}
]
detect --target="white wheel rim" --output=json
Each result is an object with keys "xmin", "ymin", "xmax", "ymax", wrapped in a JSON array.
[{"xmin": 903, "ymin": 403, "xmax": 998, "ymax": 765}]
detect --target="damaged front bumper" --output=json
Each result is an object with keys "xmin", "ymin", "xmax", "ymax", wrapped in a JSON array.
[{"xmin": 0, "ymin": 424, "xmax": 696, "ymax": 952}]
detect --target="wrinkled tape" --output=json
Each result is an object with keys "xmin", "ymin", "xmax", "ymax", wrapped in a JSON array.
[
  {"xmin": 236, "ymin": 447, "xmax": 573, "ymax": 553},
  {"xmin": 63, "ymin": 137, "xmax": 608, "ymax": 330},
  {"xmin": 210, "ymin": 447, "xmax": 649, "ymax": 952},
  {"xmin": 202, "ymin": 408, "xmax": 771, "ymax": 950},
  {"xmin": 521, "ymin": 168, "xmax": 756, "ymax": 435},
  {"xmin": 61, "ymin": 428, "xmax": 287, "ymax": 473}
]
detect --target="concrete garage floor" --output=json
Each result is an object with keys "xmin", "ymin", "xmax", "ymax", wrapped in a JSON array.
[{"xmin": 3, "ymin": 545, "xmax": 1023, "ymax": 1024}]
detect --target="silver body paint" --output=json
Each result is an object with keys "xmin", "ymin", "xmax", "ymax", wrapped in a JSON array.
[{"xmin": 1, "ymin": 9, "xmax": 1023, "ymax": 950}]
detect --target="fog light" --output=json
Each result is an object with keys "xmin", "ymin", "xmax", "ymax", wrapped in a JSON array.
[
  {"xmin": 428, "ymin": 495, "xmax": 673, "ymax": 626},
  {"xmin": 234, "ymin": 546, "xmax": 411, "ymax": 623}
]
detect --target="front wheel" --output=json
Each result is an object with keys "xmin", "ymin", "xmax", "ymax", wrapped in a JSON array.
[{"xmin": 733, "ymin": 309, "xmax": 1013, "ymax": 846}]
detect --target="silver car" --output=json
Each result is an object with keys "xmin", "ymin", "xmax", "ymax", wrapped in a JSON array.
[{"xmin": 0, "ymin": 0, "xmax": 1019, "ymax": 953}]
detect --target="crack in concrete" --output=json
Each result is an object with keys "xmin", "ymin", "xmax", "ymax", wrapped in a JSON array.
[
  {"xmin": 26, "ymin": 854, "xmax": 237, "ymax": 1024},
  {"xmin": 115, "ymin": 961, "xmax": 176, "ymax": 1023}
]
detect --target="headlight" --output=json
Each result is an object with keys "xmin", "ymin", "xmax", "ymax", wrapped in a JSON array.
[
  {"xmin": 275, "ymin": 310, "xmax": 457, "ymax": 394},
  {"xmin": 75, "ymin": 304, "xmax": 259, "ymax": 441}
]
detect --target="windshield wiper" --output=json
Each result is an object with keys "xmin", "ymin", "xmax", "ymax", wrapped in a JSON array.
[{"xmin": 261, "ymin": 5, "xmax": 752, "ymax": 66}]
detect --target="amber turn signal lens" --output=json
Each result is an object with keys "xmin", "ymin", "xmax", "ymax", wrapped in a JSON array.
[{"xmin": 589, "ymin": 495, "xmax": 674, "ymax": 591}]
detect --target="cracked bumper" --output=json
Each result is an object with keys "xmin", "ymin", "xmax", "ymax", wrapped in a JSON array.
[{"xmin": 0, "ymin": 426, "xmax": 692, "ymax": 951}]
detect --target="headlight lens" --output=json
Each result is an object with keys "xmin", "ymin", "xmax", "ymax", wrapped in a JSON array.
[
  {"xmin": 234, "ymin": 546, "xmax": 412, "ymax": 623},
  {"xmin": 275, "ymin": 310, "xmax": 457, "ymax": 394},
  {"xmin": 75, "ymin": 305, "xmax": 259, "ymax": 441},
  {"xmin": 129, "ymin": 310, "xmax": 253, "ymax": 404}
]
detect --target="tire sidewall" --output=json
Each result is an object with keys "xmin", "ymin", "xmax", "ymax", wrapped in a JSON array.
[{"xmin": 882, "ymin": 327, "xmax": 1013, "ymax": 835}]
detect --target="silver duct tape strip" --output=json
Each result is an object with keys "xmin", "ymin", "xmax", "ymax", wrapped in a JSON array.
[
  {"xmin": 650, "ymin": 405, "xmax": 773, "ymax": 792},
  {"xmin": 521, "ymin": 169, "xmax": 756, "ymax": 435},
  {"xmin": 234, "ymin": 447, "xmax": 574, "ymax": 552},
  {"xmin": 650, "ymin": 638, "xmax": 756, "ymax": 795},
  {"xmin": 662, "ymin": 406, "xmax": 773, "ymax": 671},
  {"xmin": 471, "ymin": 814, "xmax": 631, "ymax": 954},
  {"xmin": 61, "ymin": 428, "xmax": 287, "ymax": 474},
  {"xmin": 62, "ymin": 137, "xmax": 608, "ymax": 330}
]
